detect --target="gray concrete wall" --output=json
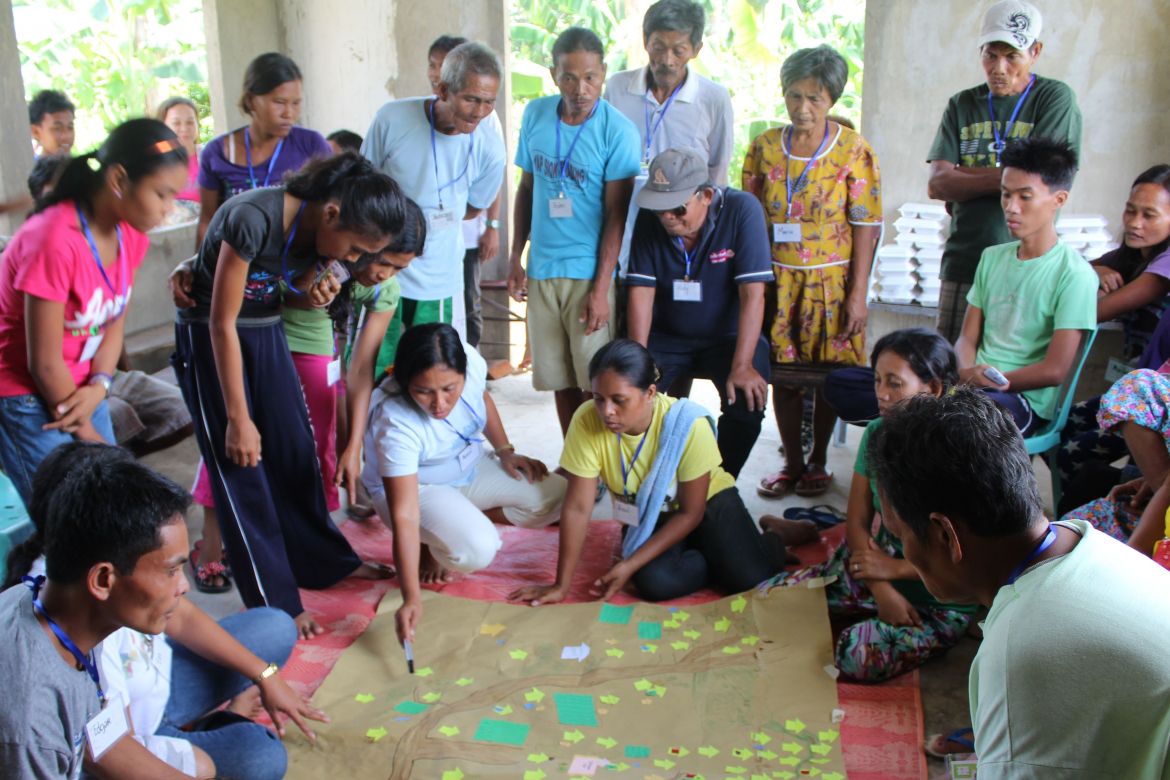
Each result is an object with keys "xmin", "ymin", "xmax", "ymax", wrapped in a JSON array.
[
  {"xmin": 0, "ymin": 0, "xmax": 33, "ymax": 237},
  {"xmin": 124, "ymin": 222, "xmax": 197, "ymax": 337},
  {"xmin": 201, "ymin": 0, "xmax": 281, "ymax": 135},
  {"xmin": 861, "ymin": 0, "xmax": 1170, "ymax": 232}
]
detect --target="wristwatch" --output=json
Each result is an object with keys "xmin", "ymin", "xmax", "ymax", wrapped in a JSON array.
[
  {"xmin": 485, "ymin": 218, "xmax": 501, "ymax": 230},
  {"xmin": 87, "ymin": 372, "xmax": 113, "ymax": 397}
]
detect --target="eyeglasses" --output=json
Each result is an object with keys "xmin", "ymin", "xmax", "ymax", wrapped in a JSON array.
[{"xmin": 653, "ymin": 188, "xmax": 702, "ymax": 218}]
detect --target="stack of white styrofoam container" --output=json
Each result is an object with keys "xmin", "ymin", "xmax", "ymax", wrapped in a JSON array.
[
  {"xmin": 873, "ymin": 202, "xmax": 949, "ymax": 306},
  {"xmin": 1056, "ymin": 214, "xmax": 1116, "ymax": 261}
]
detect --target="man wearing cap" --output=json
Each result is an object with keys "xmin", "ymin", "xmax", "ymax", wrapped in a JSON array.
[
  {"xmin": 508, "ymin": 27, "xmax": 641, "ymax": 436},
  {"xmin": 626, "ymin": 148, "xmax": 772, "ymax": 477},
  {"xmin": 926, "ymin": 0, "xmax": 1081, "ymax": 342},
  {"xmin": 604, "ymin": 0, "xmax": 734, "ymax": 282}
]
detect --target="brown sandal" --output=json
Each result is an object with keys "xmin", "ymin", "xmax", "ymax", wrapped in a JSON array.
[{"xmin": 795, "ymin": 465, "xmax": 834, "ymax": 497}]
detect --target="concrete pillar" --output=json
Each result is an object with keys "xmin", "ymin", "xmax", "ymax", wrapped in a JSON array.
[
  {"xmin": 201, "ymin": 0, "xmax": 281, "ymax": 136},
  {"xmin": 0, "ymin": 0, "xmax": 33, "ymax": 236}
]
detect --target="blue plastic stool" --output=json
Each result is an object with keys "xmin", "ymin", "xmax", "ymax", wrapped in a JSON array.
[{"xmin": 0, "ymin": 472, "xmax": 33, "ymax": 584}]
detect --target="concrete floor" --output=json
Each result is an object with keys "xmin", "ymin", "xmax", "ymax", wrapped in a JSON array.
[{"xmin": 143, "ymin": 371, "xmax": 1030, "ymax": 774}]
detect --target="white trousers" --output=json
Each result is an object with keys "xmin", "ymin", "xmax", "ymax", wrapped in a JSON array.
[{"xmin": 373, "ymin": 455, "xmax": 566, "ymax": 572}]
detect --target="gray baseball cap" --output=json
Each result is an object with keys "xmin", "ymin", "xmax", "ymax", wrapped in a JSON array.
[{"xmin": 635, "ymin": 148, "xmax": 708, "ymax": 211}]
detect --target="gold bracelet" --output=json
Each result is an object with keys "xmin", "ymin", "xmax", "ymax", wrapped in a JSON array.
[
  {"xmin": 494, "ymin": 444, "xmax": 515, "ymax": 456},
  {"xmin": 252, "ymin": 662, "xmax": 279, "ymax": 685}
]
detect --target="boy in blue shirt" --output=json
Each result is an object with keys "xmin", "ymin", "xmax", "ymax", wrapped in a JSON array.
[{"xmin": 508, "ymin": 27, "xmax": 641, "ymax": 435}]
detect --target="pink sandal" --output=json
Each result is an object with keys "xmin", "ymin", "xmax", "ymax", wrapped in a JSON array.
[{"xmin": 757, "ymin": 466, "xmax": 802, "ymax": 498}]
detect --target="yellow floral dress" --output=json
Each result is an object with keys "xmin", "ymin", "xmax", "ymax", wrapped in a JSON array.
[{"xmin": 742, "ymin": 122, "xmax": 882, "ymax": 365}]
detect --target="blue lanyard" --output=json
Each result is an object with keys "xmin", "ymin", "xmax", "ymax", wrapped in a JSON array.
[
  {"xmin": 782, "ymin": 122, "xmax": 832, "ymax": 218},
  {"xmin": 75, "ymin": 204, "xmax": 126, "ymax": 316},
  {"xmin": 616, "ymin": 431, "xmax": 649, "ymax": 499},
  {"xmin": 443, "ymin": 397, "xmax": 485, "ymax": 445},
  {"xmin": 243, "ymin": 127, "xmax": 285, "ymax": 190},
  {"xmin": 280, "ymin": 201, "xmax": 308, "ymax": 296},
  {"xmin": 24, "ymin": 576, "xmax": 106, "ymax": 706},
  {"xmin": 987, "ymin": 74, "xmax": 1036, "ymax": 160},
  {"xmin": 554, "ymin": 99, "xmax": 599, "ymax": 197},
  {"xmin": 1005, "ymin": 524, "xmax": 1057, "ymax": 585},
  {"xmin": 642, "ymin": 78, "xmax": 684, "ymax": 163},
  {"xmin": 674, "ymin": 237, "xmax": 696, "ymax": 280},
  {"xmin": 426, "ymin": 99, "xmax": 474, "ymax": 210}
]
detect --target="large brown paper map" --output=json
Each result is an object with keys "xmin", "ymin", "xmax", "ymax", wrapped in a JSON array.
[{"xmin": 287, "ymin": 585, "xmax": 846, "ymax": 779}]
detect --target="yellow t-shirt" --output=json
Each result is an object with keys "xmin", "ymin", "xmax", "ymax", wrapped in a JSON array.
[{"xmin": 560, "ymin": 394, "xmax": 736, "ymax": 502}]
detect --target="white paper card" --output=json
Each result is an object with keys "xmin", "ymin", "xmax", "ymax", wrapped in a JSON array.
[
  {"xmin": 612, "ymin": 495, "xmax": 639, "ymax": 526},
  {"xmin": 549, "ymin": 198, "xmax": 574, "ymax": 219},
  {"xmin": 773, "ymin": 222, "xmax": 802, "ymax": 243},
  {"xmin": 86, "ymin": 695, "xmax": 129, "ymax": 761},
  {"xmin": 672, "ymin": 279, "xmax": 702, "ymax": 302},
  {"xmin": 80, "ymin": 333, "xmax": 104, "ymax": 362},
  {"xmin": 429, "ymin": 209, "xmax": 458, "ymax": 231},
  {"xmin": 326, "ymin": 358, "xmax": 342, "ymax": 387},
  {"xmin": 457, "ymin": 443, "xmax": 480, "ymax": 472}
]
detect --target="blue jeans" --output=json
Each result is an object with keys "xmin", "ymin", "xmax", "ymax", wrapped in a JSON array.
[
  {"xmin": 0, "ymin": 394, "xmax": 114, "ymax": 503},
  {"xmin": 158, "ymin": 608, "xmax": 297, "ymax": 780}
]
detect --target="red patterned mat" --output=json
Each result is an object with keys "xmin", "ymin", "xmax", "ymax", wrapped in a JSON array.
[{"xmin": 280, "ymin": 518, "xmax": 926, "ymax": 780}]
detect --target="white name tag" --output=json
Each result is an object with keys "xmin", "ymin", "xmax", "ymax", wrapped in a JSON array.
[
  {"xmin": 80, "ymin": 332, "xmax": 104, "ymax": 362},
  {"xmin": 672, "ymin": 279, "xmax": 702, "ymax": 302},
  {"xmin": 85, "ymin": 695, "xmax": 129, "ymax": 761},
  {"xmin": 326, "ymin": 358, "xmax": 342, "ymax": 387},
  {"xmin": 548, "ymin": 197, "xmax": 574, "ymax": 219},
  {"xmin": 612, "ymin": 495, "xmax": 640, "ymax": 526},
  {"xmin": 457, "ymin": 442, "xmax": 481, "ymax": 472},
  {"xmin": 429, "ymin": 209, "xmax": 458, "ymax": 231},
  {"xmin": 773, "ymin": 222, "xmax": 802, "ymax": 243}
]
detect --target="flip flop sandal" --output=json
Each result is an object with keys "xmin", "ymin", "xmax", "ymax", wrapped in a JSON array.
[
  {"xmin": 190, "ymin": 544, "xmax": 232, "ymax": 594},
  {"xmin": 346, "ymin": 502, "xmax": 377, "ymax": 521},
  {"xmin": 795, "ymin": 467, "xmax": 834, "ymax": 497},
  {"xmin": 781, "ymin": 504, "xmax": 846, "ymax": 528},
  {"xmin": 923, "ymin": 727, "xmax": 976, "ymax": 758},
  {"xmin": 757, "ymin": 467, "xmax": 802, "ymax": 498}
]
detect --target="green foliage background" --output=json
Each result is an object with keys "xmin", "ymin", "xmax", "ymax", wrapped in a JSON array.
[
  {"xmin": 510, "ymin": 0, "xmax": 866, "ymax": 182},
  {"xmin": 15, "ymin": 0, "xmax": 212, "ymax": 152}
]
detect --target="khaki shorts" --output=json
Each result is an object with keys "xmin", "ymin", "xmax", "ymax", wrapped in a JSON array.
[{"xmin": 527, "ymin": 277, "xmax": 614, "ymax": 391}]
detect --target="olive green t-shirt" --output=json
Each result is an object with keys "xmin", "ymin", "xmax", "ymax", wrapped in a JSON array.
[{"xmin": 927, "ymin": 75, "xmax": 1082, "ymax": 284}]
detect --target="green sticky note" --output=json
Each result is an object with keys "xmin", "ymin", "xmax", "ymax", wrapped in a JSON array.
[
  {"xmin": 624, "ymin": 745, "xmax": 651, "ymax": 758},
  {"xmin": 598, "ymin": 604, "xmax": 634, "ymax": 624},
  {"xmin": 474, "ymin": 718, "xmax": 530, "ymax": 746},
  {"xmin": 637, "ymin": 621, "xmax": 662, "ymax": 640},
  {"xmin": 730, "ymin": 594, "xmax": 748, "ymax": 613},
  {"xmin": 438, "ymin": 725, "xmax": 460, "ymax": 737},
  {"xmin": 553, "ymin": 692, "xmax": 598, "ymax": 727},
  {"xmin": 714, "ymin": 617, "xmax": 731, "ymax": 632},
  {"xmin": 354, "ymin": 693, "xmax": 375, "ymax": 703},
  {"xmin": 698, "ymin": 745, "xmax": 720, "ymax": 758},
  {"xmin": 441, "ymin": 770, "xmax": 464, "ymax": 780},
  {"xmin": 395, "ymin": 701, "xmax": 428, "ymax": 715}
]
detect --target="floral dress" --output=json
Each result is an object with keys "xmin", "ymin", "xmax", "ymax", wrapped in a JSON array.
[{"xmin": 742, "ymin": 123, "xmax": 882, "ymax": 365}]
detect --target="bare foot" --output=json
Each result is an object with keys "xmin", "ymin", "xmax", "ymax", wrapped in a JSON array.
[
  {"xmin": 350, "ymin": 561, "xmax": 395, "ymax": 579},
  {"xmin": 419, "ymin": 544, "xmax": 453, "ymax": 584},
  {"xmin": 760, "ymin": 516, "xmax": 820, "ymax": 546},
  {"xmin": 294, "ymin": 612, "xmax": 325, "ymax": 639},
  {"xmin": 226, "ymin": 686, "xmax": 264, "ymax": 719}
]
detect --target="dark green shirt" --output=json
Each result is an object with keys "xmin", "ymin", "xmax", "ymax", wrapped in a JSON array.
[{"xmin": 928, "ymin": 75, "xmax": 1082, "ymax": 284}]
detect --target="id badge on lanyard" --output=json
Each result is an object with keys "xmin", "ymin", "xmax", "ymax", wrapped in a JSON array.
[
  {"xmin": 327, "ymin": 358, "xmax": 342, "ymax": 387},
  {"xmin": 429, "ymin": 209, "xmax": 459, "ymax": 231},
  {"xmin": 86, "ymin": 694, "xmax": 130, "ymax": 761},
  {"xmin": 773, "ymin": 223, "xmax": 802, "ymax": 243},
  {"xmin": 549, "ymin": 196, "xmax": 574, "ymax": 219},
  {"xmin": 611, "ymin": 493, "xmax": 639, "ymax": 526},
  {"xmin": 672, "ymin": 279, "xmax": 702, "ymax": 302},
  {"xmin": 457, "ymin": 442, "xmax": 481, "ymax": 472}
]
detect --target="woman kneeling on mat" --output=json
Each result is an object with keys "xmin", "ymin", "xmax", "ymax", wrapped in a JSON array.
[
  {"xmin": 362, "ymin": 323, "xmax": 566, "ymax": 644},
  {"xmin": 511, "ymin": 339, "xmax": 814, "ymax": 606}
]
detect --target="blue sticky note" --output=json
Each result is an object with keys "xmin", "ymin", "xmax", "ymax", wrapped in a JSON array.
[
  {"xmin": 553, "ymin": 692, "xmax": 598, "ymax": 727},
  {"xmin": 637, "ymin": 621, "xmax": 662, "ymax": 640}
]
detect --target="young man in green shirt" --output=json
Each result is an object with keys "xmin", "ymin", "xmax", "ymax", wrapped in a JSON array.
[
  {"xmin": 926, "ymin": 0, "xmax": 1082, "ymax": 342},
  {"xmin": 955, "ymin": 136, "xmax": 1096, "ymax": 434}
]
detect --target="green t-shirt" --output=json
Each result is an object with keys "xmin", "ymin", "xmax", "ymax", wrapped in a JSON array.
[
  {"xmin": 967, "ymin": 240, "xmax": 1097, "ymax": 420},
  {"xmin": 281, "ymin": 278, "xmax": 400, "ymax": 356},
  {"xmin": 853, "ymin": 419, "xmax": 977, "ymax": 613},
  {"xmin": 927, "ymin": 76, "xmax": 1082, "ymax": 284}
]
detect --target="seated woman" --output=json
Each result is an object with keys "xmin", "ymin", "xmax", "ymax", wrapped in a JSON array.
[
  {"xmin": 362, "ymin": 323, "xmax": 566, "ymax": 645},
  {"xmin": 1062, "ymin": 367, "xmax": 1170, "ymax": 552},
  {"xmin": 1056, "ymin": 164, "xmax": 1170, "ymax": 495},
  {"xmin": 770, "ymin": 329, "xmax": 977, "ymax": 685},
  {"xmin": 509, "ymin": 339, "xmax": 814, "ymax": 607},
  {"xmin": 3, "ymin": 442, "xmax": 322, "ymax": 780}
]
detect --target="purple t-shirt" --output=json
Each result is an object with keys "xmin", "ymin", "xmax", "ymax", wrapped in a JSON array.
[
  {"xmin": 198, "ymin": 125, "xmax": 331, "ymax": 203},
  {"xmin": 1097, "ymin": 245, "xmax": 1170, "ymax": 283}
]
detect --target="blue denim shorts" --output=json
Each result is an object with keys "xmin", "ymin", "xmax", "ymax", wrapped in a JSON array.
[{"xmin": 0, "ymin": 394, "xmax": 113, "ymax": 503}]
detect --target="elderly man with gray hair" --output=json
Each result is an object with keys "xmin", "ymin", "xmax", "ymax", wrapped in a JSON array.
[{"xmin": 362, "ymin": 42, "xmax": 506, "ymax": 363}]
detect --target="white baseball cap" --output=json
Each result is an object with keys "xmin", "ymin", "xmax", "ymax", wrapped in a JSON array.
[{"xmin": 979, "ymin": 0, "xmax": 1043, "ymax": 51}]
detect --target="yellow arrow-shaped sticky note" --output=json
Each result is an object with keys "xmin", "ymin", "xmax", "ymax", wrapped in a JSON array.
[
  {"xmin": 785, "ymin": 718, "xmax": 806, "ymax": 734},
  {"xmin": 479, "ymin": 623, "xmax": 506, "ymax": 636},
  {"xmin": 697, "ymin": 745, "xmax": 719, "ymax": 758},
  {"xmin": 596, "ymin": 736, "xmax": 617, "ymax": 749},
  {"xmin": 421, "ymin": 692, "xmax": 442, "ymax": 703},
  {"xmin": 509, "ymin": 649, "xmax": 529, "ymax": 661},
  {"xmin": 730, "ymin": 595, "xmax": 748, "ymax": 613},
  {"xmin": 354, "ymin": 693, "xmax": 374, "ymax": 703},
  {"xmin": 606, "ymin": 648, "xmax": 625, "ymax": 658},
  {"xmin": 524, "ymin": 688, "xmax": 545, "ymax": 703},
  {"xmin": 455, "ymin": 677, "xmax": 474, "ymax": 687},
  {"xmin": 722, "ymin": 645, "xmax": 743, "ymax": 655},
  {"xmin": 438, "ymin": 725, "xmax": 460, "ymax": 737},
  {"xmin": 415, "ymin": 667, "xmax": 434, "ymax": 677},
  {"xmin": 440, "ymin": 769, "xmax": 464, "ymax": 780},
  {"xmin": 526, "ymin": 753, "xmax": 550, "ymax": 763},
  {"xmin": 714, "ymin": 617, "xmax": 731, "ymax": 632},
  {"xmin": 683, "ymin": 629, "xmax": 701, "ymax": 640},
  {"xmin": 366, "ymin": 727, "xmax": 388, "ymax": 742}
]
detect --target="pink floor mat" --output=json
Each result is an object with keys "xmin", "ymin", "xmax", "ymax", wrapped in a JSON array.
[{"xmin": 279, "ymin": 518, "xmax": 927, "ymax": 779}]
